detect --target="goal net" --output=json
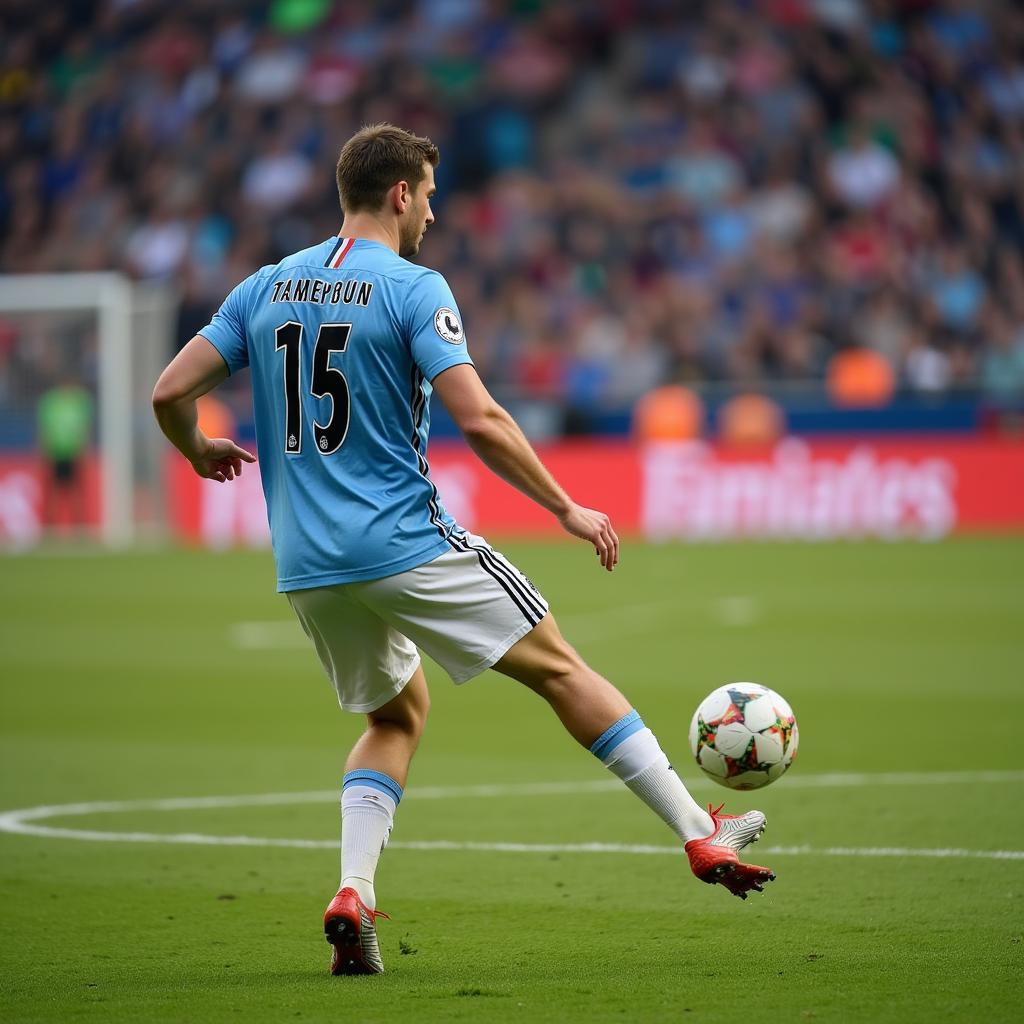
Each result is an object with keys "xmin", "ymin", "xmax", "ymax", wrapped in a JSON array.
[{"xmin": 0, "ymin": 273, "xmax": 175, "ymax": 548}]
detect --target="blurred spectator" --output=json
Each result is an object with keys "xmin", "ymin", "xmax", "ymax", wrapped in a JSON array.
[
  {"xmin": 668, "ymin": 119, "xmax": 743, "ymax": 210},
  {"xmin": 826, "ymin": 125, "xmax": 901, "ymax": 210},
  {"xmin": 980, "ymin": 310, "xmax": 1024, "ymax": 406},
  {"xmin": 234, "ymin": 34, "xmax": 306, "ymax": 103},
  {"xmin": 748, "ymin": 156, "xmax": 815, "ymax": 244},
  {"xmin": 242, "ymin": 138, "xmax": 314, "ymax": 211},
  {"xmin": 923, "ymin": 245, "xmax": 987, "ymax": 335},
  {"xmin": 904, "ymin": 335, "xmax": 954, "ymax": 393},
  {"xmin": 855, "ymin": 288, "xmax": 915, "ymax": 368},
  {"xmin": 125, "ymin": 203, "xmax": 190, "ymax": 280}
]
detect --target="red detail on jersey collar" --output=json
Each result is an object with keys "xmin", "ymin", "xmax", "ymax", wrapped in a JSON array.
[{"xmin": 331, "ymin": 236, "xmax": 356, "ymax": 269}]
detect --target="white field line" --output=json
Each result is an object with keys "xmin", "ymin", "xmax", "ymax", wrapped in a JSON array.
[
  {"xmin": 229, "ymin": 597, "xmax": 744, "ymax": 650},
  {"xmin": 0, "ymin": 771, "xmax": 1022, "ymax": 861},
  {"xmin": 710, "ymin": 595, "xmax": 760, "ymax": 627},
  {"xmin": 557, "ymin": 601, "xmax": 680, "ymax": 642},
  {"xmin": 229, "ymin": 621, "xmax": 307, "ymax": 650},
  {"xmin": 226, "ymin": 605, "xmax": 677, "ymax": 651}
]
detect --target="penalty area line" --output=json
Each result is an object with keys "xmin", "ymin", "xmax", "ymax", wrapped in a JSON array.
[
  {"xmin": 1, "ymin": 768, "xmax": 1020, "ymax": 826},
  {"xmin": 392, "ymin": 841, "xmax": 1024, "ymax": 862},
  {"xmin": 0, "ymin": 817, "xmax": 1020, "ymax": 862}
]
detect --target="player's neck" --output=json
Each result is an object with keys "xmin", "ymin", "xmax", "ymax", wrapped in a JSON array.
[{"xmin": 337, "ymin": 214, "xmax": 399, "ymax": 253}]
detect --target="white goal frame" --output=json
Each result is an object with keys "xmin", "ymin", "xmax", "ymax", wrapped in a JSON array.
[{"xmin": 0, "ymin": 273, "xmax": 175, "ymax": 546}]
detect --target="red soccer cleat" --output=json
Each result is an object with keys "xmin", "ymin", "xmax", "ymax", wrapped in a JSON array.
[
  {"xmin": 684, "ymin": 803, "xmax": 775, "ymax": 900},
  {"xmin": 323, "ymin": 886, "xmax": 390, "ymax": 975}
]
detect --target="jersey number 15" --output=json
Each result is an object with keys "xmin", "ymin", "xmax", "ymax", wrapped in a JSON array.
[{"xmin": 275, "ymin": 321, "xmax": 351, "ymax": 455}]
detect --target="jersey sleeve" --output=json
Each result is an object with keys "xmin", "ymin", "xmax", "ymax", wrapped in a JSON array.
[
  {"xmin": 405, "ymin": 270, "xmax": 474, "ymax": 382},
  {"xmin": 198, "ymin": 277, "xmax": 252, "ymax": 374}
]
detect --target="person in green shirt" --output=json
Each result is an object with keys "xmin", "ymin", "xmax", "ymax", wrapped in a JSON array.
[{"xmin": 36, "ymin": 377, "xmax": 93, "ymax": 531}]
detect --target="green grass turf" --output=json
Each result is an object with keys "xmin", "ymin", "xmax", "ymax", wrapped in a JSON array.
[{"xmin": 1, "ymin": 538, "xmax": 1022, "ymax": 1023}]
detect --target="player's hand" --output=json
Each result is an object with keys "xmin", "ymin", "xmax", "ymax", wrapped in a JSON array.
[
  {"xmin": 556, "ymin": 503, "xmax": 619, "ymax": 571},
  {"xmin": 190, "ymin": 437, "xmax": 257, "ymax": 483}
]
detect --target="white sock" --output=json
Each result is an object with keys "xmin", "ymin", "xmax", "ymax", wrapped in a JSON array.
[
  {"xmin": 591, "ymin": 710, "xmax": 713, "ymax": 842},
  {"xmin": 340, "ymin": 770, "xmax": 402, "ymax": 909}
]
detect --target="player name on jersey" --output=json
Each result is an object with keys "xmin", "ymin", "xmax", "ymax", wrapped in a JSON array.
[{"xmin": 270, "ymin": 278, "xmax": 375, "ymax": 306}]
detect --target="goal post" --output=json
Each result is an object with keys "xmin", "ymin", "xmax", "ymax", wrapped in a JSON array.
[{"xmin": 0, "ymin": 272, "xmax": 176, "ymax": 547}]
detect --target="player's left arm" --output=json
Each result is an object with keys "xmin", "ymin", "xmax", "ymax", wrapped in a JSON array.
[{"xmin": 152, "ymin": 335, "xmax": 256, "ymax": 483}]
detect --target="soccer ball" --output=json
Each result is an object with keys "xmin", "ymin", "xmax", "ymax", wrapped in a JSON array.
[{"xmin": 689, "ymin": 683, "xmax": 798, "ymax": 790}]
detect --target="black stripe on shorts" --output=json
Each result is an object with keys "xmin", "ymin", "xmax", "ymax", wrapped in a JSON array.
[{"xmin": 448, "ymin": 532, "xmax": 546, "ymax": 625}]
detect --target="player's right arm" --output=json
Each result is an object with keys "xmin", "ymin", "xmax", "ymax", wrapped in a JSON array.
[
  {"xmin": 152, "ymin": 336, "xmax": 256, "ymax": 482},
  {"xmin": 432, "ymin": 364, "xmax": 619, "ymax": 571},
  {"xmin": 152, "ymin": 276, "xmax": 256, "ymax": 482}
]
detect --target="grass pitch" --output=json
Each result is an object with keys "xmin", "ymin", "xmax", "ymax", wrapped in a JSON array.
[{"xmin": 1, "ymin": 538, "xmax": 1022, "ymax": 1023}]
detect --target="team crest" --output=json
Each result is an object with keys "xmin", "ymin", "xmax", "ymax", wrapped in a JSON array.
[{"xmin": 434, "ymin": 307, "xmax": 465, "ymax": 344}]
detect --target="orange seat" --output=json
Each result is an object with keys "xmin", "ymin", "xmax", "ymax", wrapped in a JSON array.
[
  {"xmin": 826, "ymin": 348, "xmax": 895, "ymax": 407},
  {"xmin": 719, "ymin": 393, "xmax": 785, "ymax": 445},
  {"xmin": 633, "ymin": 385, "xmax": 705, "ymax": 441},
  {"xmin": 197, "ymin": 394, "xmax": 236, "ymax": 438}
]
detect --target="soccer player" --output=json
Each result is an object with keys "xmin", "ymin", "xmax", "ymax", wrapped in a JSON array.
[
  {"xmin": 152, "ymin": 124, "xmax": 774, "ymax": 976},
  {"xmin": 37, "ymin": 374, "xmax": 93, "ymax": 533}
]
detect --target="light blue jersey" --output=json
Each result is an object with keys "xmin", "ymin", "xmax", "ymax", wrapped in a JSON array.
[{"xmin": 199, "ymin": 236, "xmax": 474, "ymax": 592}]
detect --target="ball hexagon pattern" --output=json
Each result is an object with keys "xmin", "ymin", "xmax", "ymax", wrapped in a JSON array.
[{"xmin": 688, "ymin": 683, "xmax": 798, "ymax": 790}]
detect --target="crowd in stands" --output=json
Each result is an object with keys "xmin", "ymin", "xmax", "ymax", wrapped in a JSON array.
[{"xmin": 2, "ymin": 0, "xmax": 1024, "ymax": 434}]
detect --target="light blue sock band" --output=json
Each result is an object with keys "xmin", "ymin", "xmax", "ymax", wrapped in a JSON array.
[
  {"xmin": 343, "ymin": 769, "xmax": 403, "ymax": 804},
  {"xmin": 589, "ymin": 709, "xmax": 646, "ymax": 762}
]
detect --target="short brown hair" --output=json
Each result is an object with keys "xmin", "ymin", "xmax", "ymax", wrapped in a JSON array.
[{"xmin": 335, "ymin": 123, "xmax": 440, "ymax": 213}]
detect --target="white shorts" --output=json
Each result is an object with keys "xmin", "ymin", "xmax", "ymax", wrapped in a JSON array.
[{"xmin": 286, "ymin": 531, "xmax": 548, "ymax": 713}]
